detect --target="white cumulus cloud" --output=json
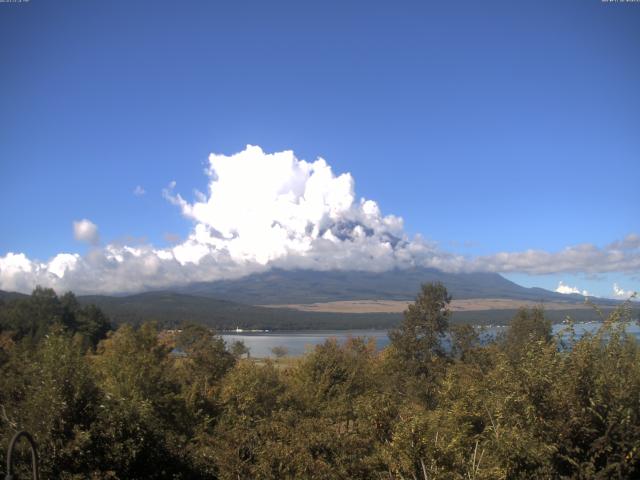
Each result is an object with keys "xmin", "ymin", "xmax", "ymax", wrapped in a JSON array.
[
  {"xmin": 0, "ymin": 253, "xmax": 36, "ymax": 293},
  {"xmin": 554, "ymin": 281, "xmax": 590, "ymax": 297},
  {"xmin": 163, "ymin": 145, "xmax": 407, "ymax": 268},
  {"xmin": 0, "ymin": 145, "xmax": 639, "ymax": 294},
  {"xmin": 612, "ymin": 283, "xmax": 635, "ymax": 299},
  {"xmin": 48, "ymin": 253, "xmax": 80, "ymax": 278},
  {"xmin": 73, "ymin": 219, "xmax": 100, "ymax": 245}
]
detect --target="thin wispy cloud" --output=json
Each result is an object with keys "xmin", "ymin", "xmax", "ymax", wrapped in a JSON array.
[
  {"xmin": 0, "ymin": 146, "xmax": 638, "ymax": 294},
  {"xmin": 133, "ymin": 185, "xmax": 146, "ymax": 196}
]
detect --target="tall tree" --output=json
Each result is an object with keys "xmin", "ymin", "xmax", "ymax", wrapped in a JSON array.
[
  {"xmin": 503, "ymin": 306, "xmax": 551, "ymax": 361},
  {"xmin": 387, "ymin": 282, "xmax": 451, "ymax": 402}
]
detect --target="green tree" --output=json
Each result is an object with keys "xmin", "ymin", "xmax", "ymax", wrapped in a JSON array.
[
  {"xmin": 0, "ymin": 327, "xmax": 103, "ymax": 478},
  {"xmin": 0, "ymin": 287, "xmax": 63, "ymax": 342},
  {"xmin": 209, "ymin": 360, "xmax": 286, "ymax": 479},
  {"xmin": 230, "ymin": 339, "xmax": 249, "ymax": 358},
  {"xmin": 91, "ymin": 323, "xmax": 193, "ymax": 479},
  {"xmin": 60, "ymin": 292, "xmax": 112, "ymax": 349},
  {"xmin": 175, "ymin": 323, "xmax": 236, "ymax": 414},
  {"xmin": 0, "ymin": 288, "xmax": 111, "ymax": 349},
  {"xmin": 503, "ymin": 306, "xmax": 551, "ymax": 361},
  {"xmin": 450, "ymin": 323, "xmax": 481, "ymax": 362},
  {"xmin": 548, "ymin": 312, "xmax": 640, "ymax": 478},
  {"xmin": 387, "ymin": 282, "xmax": 451, "ymax": 402},
  {"xmin": 271, "ymin": 345, "xmax": 288, "ymax": 358}
]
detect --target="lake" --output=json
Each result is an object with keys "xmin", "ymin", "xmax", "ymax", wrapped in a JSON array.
[{"xmin": 222, "ymin": 321, "xmax": 640, "ymax": 358}]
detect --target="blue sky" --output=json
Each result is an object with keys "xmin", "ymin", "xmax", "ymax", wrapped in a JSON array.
[{"xmin": 0, "ymin": 0, "xmax": 638, "ymax": 297}]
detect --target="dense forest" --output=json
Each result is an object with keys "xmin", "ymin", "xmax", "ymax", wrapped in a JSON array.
[
  {"xmin": 0, "ymin": 285, "xmax": 638, "ymax": 479},
  {"xmin": 4, "ymin": 288, "xmax": 623, "ymax": 332}
]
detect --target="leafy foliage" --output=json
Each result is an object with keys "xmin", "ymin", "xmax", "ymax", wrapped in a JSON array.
[
  {"xmin": 0, "ymin": 287, "xmax": 111, "ymax": 348},
  {"xmin": 0, "ymin": 285, "xmax": 639, "ymax": 479}
]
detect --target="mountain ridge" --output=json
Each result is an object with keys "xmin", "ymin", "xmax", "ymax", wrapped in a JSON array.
[
  {"xmin": 177, "ymin": 267, "xmax": 598, "ymax": 305},
  {"xmin": 1, "ymin": 268, "xmax": 627, "ymax": 330}
]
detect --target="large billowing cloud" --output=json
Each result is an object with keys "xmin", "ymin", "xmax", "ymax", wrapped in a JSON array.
[
  {"xmin": 0, "ymin": 145, "xmax": 639, "ymax": 294},
  {"xmin": 162, "ymin": 145, "xmax": 409, "ymax": 269}
]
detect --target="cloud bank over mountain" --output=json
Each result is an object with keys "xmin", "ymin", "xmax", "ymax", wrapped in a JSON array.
[
  {"xmin": 470, "ymin": 237, "xmax": 640, "ymax": 276},
  {"xmin": 1, "ymin": 146, "xmax": 639, "ymax": 294}
]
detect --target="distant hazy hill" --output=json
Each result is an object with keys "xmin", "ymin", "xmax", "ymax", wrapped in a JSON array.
[
  {"xmin": 72, "ymin": 290, "xmax": 624, "ymax": 331},
  {"xmin": 77, "ymin": 291, "xmax": 401, "ymax": 330},
  {"xmin": 0, "ymin": 290, "xmax": 28, "ymax": 302},
  {"xmin": 178, "ymin": 267, "xmax": 594, "ymax": 305},
  {"xmin": 0, "ymin": 268, "xmax": 626, "ymax": 330}
]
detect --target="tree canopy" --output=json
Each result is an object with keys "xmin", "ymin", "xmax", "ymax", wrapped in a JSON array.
[{"xmin": 0, "ymin": 285, "xmax": 638, "ymax": 479}]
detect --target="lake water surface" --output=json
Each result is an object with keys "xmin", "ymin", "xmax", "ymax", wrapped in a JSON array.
[{"xmin": 222, "ymin": 322, "xmax": 640, "ymax": 358}]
